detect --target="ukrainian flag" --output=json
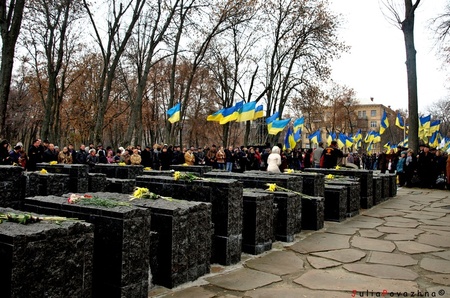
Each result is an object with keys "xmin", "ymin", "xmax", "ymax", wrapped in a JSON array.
[
  {"xmin": 236, "ymin": 101, "xmax": 256, "ymax": 122},
  {"xmin": 372, "ymin": 131, "xmax": 381, "ymax": 143},
  {"xmin": 207, "ymin": 109, "xmax": 224, "ymax": 122},
  {"xmin": 283, "ymin": 126, "xmax": 297, "ymax": 150},
  {"xmin": 219, "ymin": 106, "xmax": 239, "ymax": 124},
  {"xmin": 253, "ymin": 105, "xmax": 264, "ymax": 120},
  {"xmin": 380, "ymin": 110, "xmax": 389, "ymax": 135},
  {"xmin": 327, "ymin": 131, "xmax": 336, "ymax": 146},
  {"xmin": 266, "ymin": 111, "xmax": 279, "ymax": 124},
  {"xmin": 429, "ymin": 120, "xmax": 441, "ymax": 135},
  {"xmin": 430, "ymin": 131, "xmax": 442, "ymax": 148},
  {"xmin": 294, "ymin": 128, "xmax": 301, "ymax": 142},
  {"xmin": 344, "ymin": 134, "xmax": 353, "ymax": 147},
  {"xmin": 293, "ymin": 117, "xmax": 304, "ymax": 132},
  {"xmin": 167, "ymin": 102, "xmax": 181, "ymax": 123},
  {"xmin": 268, "ymin": 118, "xmax": 291, "ymax": 135},
  {"xmin": 308, "ymin": 129, "xmax": 321, "ymax": 145},
  {"xmin": 337, "ymin": 134, "xmax": 346, "ymax": 149},
  {"xmin": 353, "ymin": 129, "xmax": 362, "ymax": 142},
  {"xmin": 365, "ymin": 131, "xmax": 375, "ymax": 143},
  {"xmin": 219, "ymin": 101, "xmax": 244, "ymax": 124},
  {"xmin": 395, "ymin": 112, "xmax": 405, "ymax": 129},
  {"xmin": 383, "ymin": 142, "xmax": 391, "ymax": 150},
  {"xmin": 419, "ymin": 115, "xmax": 432, "ymax": 139}
]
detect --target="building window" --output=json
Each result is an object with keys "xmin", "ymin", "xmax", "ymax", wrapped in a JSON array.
[
  {"xmin": 362, "ymin": 111, "xmax": 366, "ymax": 117},
  {"xmin": 370, "ymin": 121, "xmax": 377, "ymax": 128},
  {"xmin": 358, "ymin": 111, "xmax": 362, "ymax": 118},
  {"xmin": 371, "ymin": 110, "xmax": 376, "ymax": 117}
]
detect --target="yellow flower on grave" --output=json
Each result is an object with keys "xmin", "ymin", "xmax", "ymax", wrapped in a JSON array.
[
  {"xmin": 132, "ymin": 187, "xmax": 149, "ymax": 199},
  {"xmin": 173, "ymin": 171, "xmax": 181, "ymax": 181},
  {"xmin": 118, "ymin": 162, "xmax": 126, "ymax": 166},
  {"xmin": 182, "ymin": 163, "xmax": 188, "ymax": 166},
  {"xmin": 266, "ymin": 183, "xmax": 277, "ymax": 192},
  {"xmin": 335, "ymin": 165, "xmax": 341, "ymax": 170},
  {"xmin": 326, "ymin": 174, "xmax": 335, "ymax": 180},
  {"xmin": 49, "ymin": 161, "xmax": 58, "ymax": 165},
  {"xmin": 284, "ymin": 169, "xmax": 294, "ymax": 174},
  {"xmin": 40, "ymin": 169, "xmax": 48, "ymax": 174},
  {"xmin": 144, "ymin": 167, "xmax": 152, "ymax": 171}
]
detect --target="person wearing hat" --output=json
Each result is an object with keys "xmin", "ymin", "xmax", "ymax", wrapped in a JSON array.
[
  {"xmin": 9, "ymin": 145, "xmax": 22, "ymax": 165},
  {"xmin": 417, "ymin": 144, "xmax": 435, "ymax": 188}
]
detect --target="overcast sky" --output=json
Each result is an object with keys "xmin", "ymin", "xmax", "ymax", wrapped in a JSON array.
[{"xmin": 329, "ymin": 0, "xmax": 448, "ymax": 113}]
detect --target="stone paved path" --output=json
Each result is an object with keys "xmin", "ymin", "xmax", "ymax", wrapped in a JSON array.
[{"xmin": 149, "ymin": 188, "xmax": 450, "ymax": 298}]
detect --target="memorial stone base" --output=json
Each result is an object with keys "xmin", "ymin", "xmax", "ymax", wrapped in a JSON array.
[
  {"xmin": 23, "ymin": 194, "xmax": 151, "ymax": 298},
  {"xmin": 323, "ymin": 185, "xmax": 347, "ymax": 222},
  {"xmin": 0, "ymin": 166, "xmax": 24, "ymax": 209},
  {"xmin": 131, "ymin": 197, "xmax": 212, "ymax": 289},
  {"xmin": 0, "ymin": 207, "xmax": 94, "ymax": 298},
  {"xmin": 242, "ymin": 191, "xmax": 273, "ymax": 254},
  {"xmin": 301, "ymin": 196, "xmax": 324, "ymax": 230}
]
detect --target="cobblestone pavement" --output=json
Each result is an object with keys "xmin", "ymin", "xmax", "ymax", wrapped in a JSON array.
[{"xmin": 149, "ymin": 188, "xmax": 450, "ymax": 298}]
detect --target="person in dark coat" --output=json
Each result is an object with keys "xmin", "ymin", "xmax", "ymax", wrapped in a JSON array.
[
  {"xmin": 27, "ymin": 139, "xmax": 42, "ymax": 171},
  {"xmin": 141, "ymin": 146, "xmax": 153, "ymax": 167},
  {"xmin": 417, "ymin": 144, "xmax": 435, "ymax": 188},
  {"xmin": 160, "ymin": 145, "xmax": 172, "ymax": 170},
  {"xmin": 0, "ymin": 139, "xmax": 11, "ymax": 165},
  {"xmin": 404, "ymin": 149, "xmax": 417, "ymax": 187},
  {"xmin": 321, "ymin": 141, "xmax": 343, "ymax": 169}
]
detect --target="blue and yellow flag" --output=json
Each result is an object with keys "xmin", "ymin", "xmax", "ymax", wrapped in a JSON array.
[
  {"xmin": 283, "ymin": 126, "xmax": 297, "ymax": 150},
  {"xmin": 353, "ymin": 129, "xmax": 362, "ymax": 142},
  {"xmin": 268, "ymin": 118, "xmax": 291, "ymax": 135},
  {"xmin": 395, "ymin": 112, "xmax": 405, "ymax": 130},
  {"xmin": 327, "ymin": 131, "xmax": 336, "ymax": 146},
  {"xmin": 380, "ymin": 110, "xmax": 389, "ymax": 134},
  {"xmin": 308, "ymin": 129, "xmax": 322, "ymax": 145},
  {"xmin": 293, "ymin": 117, "xmax": 304, "ymax": 132},
  {"xmin": 253, "ymin": 105, "xmax": 264, "ymax": 120},
  {"xmin": 236, "ymin": 101, "xmax": 256, "ymax": 122},
  {"xmin": 207, "ymin": 109, "xmax": 224, "ymax": 122},
  {"xmin": 294, "ymin": 128, "xmax": 302, "ymax": 142},
  {"xmin": 167, "ymin": 102, "xmax": 181, "ymax": 123},
  {"xmin": 219, "ymin": 101, "xmax": 244, "ymax": 124},
  {"xmin": 266, "ymin": 111, "xmax": 279, "ymax": 124}
]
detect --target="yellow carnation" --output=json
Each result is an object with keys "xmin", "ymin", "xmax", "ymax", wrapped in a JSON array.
[
  {"xmin": 266, "ymin": 183, "xmax": 277, "ymax": 192},
  {"xmin": 173, "ymin": 171, "xmax": 181, "ymax": 181},
  {"xmin": 144, "ymin": 167, "xmax": 152, "ymax": 171},
  {"xmin": 118, "ymin": 162, "xmax": 126, "ymax": 166},
  {"xmin": 49, "ymin": 161, "xmax": 58, "ymax": 165},
  {"xmin": 40, "ymin": 169, "xmax": 48, "ymax": 174}
]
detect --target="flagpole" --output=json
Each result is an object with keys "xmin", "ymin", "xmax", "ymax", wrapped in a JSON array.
[{"xmin": 403, "ymin": 115, "xmax": 406, "ymax": 147}]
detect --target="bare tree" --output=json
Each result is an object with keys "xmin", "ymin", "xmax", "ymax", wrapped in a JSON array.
[
  {"xmin": 0, "ymin": 0, "xmax": 26, "ymax": 137},
  {"xmin": 21, "ymin": 0, "xmax": 84, "ymax": 144},
  {"xmin": 383, "ymin": 0, "xmax": 421, "ymax": 153},
  {"xmin": 427, "ymin": 99, "xmax": 450, "ymax": 137},
  {"xmin": 260, "ymin": 0, "xmax": 346, "ymax": 144},
  {"xmin": 123, "ymin": 0, "xmax": 180, "ymax": 146},
  {"xmin": 82, "ymin": 0, "xmax": 146, "ymax": 144}
]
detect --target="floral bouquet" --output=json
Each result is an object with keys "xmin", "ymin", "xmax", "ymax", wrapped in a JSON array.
[
  {"xmin": 68, "ymin": 193, "xmax": 131, "ymax": 208},
  {"xmin": 130, "ymin": 187, "xmax": 174, "ymax": 201},
  {"xmin": 173, "ymin": 171, "xmax": 200, "ymax": 182}
]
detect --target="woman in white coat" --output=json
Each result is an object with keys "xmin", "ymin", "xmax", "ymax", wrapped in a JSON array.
[{"xmin": 267, "ymin": 146, "xmax": 281, "ymax": 173}]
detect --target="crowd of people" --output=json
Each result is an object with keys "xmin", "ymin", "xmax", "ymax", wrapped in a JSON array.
[{"xmin": 1, "ymin": 138, "xmax": 449, "ymax": 189}]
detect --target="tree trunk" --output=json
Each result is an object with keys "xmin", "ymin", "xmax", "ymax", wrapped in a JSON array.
[
  {"xmin": 402, "ymin": 0, "xmax": 420, "ymax": 154},
  {"xmin": 0, "ymin": 0, "xmax": 26, "ymax": 136}
]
